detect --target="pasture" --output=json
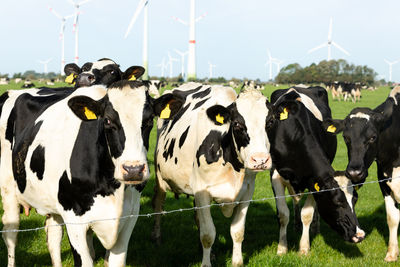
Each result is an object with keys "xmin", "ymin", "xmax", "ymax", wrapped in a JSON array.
[{"xmin": 0, "ymin": 83, "xmax": 397, "ymax": 266}]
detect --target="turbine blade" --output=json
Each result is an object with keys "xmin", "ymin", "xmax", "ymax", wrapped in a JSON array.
[
  {"xmin": 332, "ymin": 41, "xmax": 350, "ymax": 56},
  {"xmin": 267, "ymin": 49, "xmax": 272, "ymax": 60},
  {"xmin": 64, "ymin": 14, "xmax": 75, "ymax": 19},
  {"xmin": 196, "ymin": 12, "xmax": 208, "ymax": 22},
  {"xmin": 172, "ymin": 16, "xmax": 188, "ymax": 25},
  {"xmin": 328, "ymin": 17, "xmax": 333, "ymax": 41},
  {"xmin": 48, "ymin": 7, "xmax": 62, "ymax": 19},
  {"xmin": 307, "ymin": 43, "xmax": 327, "ymax": 54},
  {"xmin": 124, "ymin": 0, "xmax": 148, "ymax": 38},
  {"xmin": 384, "ymin": 59, "xmax": 390, "ymax": 64}
]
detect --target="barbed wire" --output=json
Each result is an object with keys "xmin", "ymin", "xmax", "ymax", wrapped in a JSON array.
[{"xmin": 0, "ymin": 176, "xmax": 397, "ymax": 233}]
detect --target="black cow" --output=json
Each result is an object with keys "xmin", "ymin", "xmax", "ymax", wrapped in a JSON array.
[
  {"xmin": 267, "ymin": 86, "xmax": 365, "ymax": 255},
  {"xmin": 325, "ymin": 86, "xmax": 400, "ymax": 261}
]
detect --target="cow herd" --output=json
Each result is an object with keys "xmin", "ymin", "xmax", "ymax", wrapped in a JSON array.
[{"xmin": 0, "ymin": 58, "xmax": 399, "ymax": 266}]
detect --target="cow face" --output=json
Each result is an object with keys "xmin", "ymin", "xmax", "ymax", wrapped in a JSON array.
[
  {"xmin": 65, "ymin": 58, "xmax": 145, "ymax": 88},
  {"xmin": 324, "ymin": 105, "xmax": 393, "ymax": 183},
  {"xmin": 313, "ymin": 173, "xmax": 365, "ymax": 243},
  {"xmin": 206, "ymin": 89, "xmax": 273, "ymax": 171},
  {"xmin": 68, "ymin": 81, "xmax": 183, "ymax": 185}
]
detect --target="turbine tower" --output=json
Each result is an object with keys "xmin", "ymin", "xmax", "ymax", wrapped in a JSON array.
[
  {"xmin": 174, "ymin": 49, "xmax": 188, "ymax": 78},
  {"xmin": 68, "ymin": 0, "xmax": 93, "ymax": 65},
  {"xmin": 208, "ymin": 62, "xmax": 216, "ymax": 79},
  {"xmin": 172, "ymin": 0, "xmax": 207, "ymax": 81},
  {"xmin": 384, "ymin": 59, "xmax": 399, "ymax": 82},
  {"xmin": 124, "ymin": 0, "xmax": 150, "ymax": 80},
  {"xmin": 48, "ymin": 7, "xmax": 74, "ymax": 75},
  {"xmin": 38, "ymin": 58, "xmax": 53, "ymax": 74},
  {"xmin": 157, "ymin": 57, "xmax": 167, "ymax": 77},
  {"xmin": 308, "ymin": 17, "xmax": 350, "ymax": 61},
  {"xmin": 167, "ymin": 52, "xmax": 179, "ymax": 78},
  {"xmin": 265, "ymin": 49, "xmax": 282, "ymax": 81}
]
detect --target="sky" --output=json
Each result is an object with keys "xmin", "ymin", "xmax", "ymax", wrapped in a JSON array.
[{"xmin": 1, "ymin": 0, "xmax": 400, "ymax": 82}]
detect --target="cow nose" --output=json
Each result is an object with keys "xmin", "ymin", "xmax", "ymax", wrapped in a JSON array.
[
  {"xmin": 76, "ymin": 73, "xmax": 95, "ymax": 87},
  {"xmin": 122, "ymin": 163, "xmax": 146, "ymax": 182},
  {"xmin": 351, "ymin": 227, "xmax": 365, "ymax": 243},
  {"xmin": 249, "ymin": 152, "xmax": 272, "ymax": 170},
  {"xmin": 345, "ymin": 168, "xmax": 365, "ymax": 182}
]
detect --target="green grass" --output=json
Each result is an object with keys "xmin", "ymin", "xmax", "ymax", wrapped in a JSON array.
[{"xmin": 0, "ymin": 84, "xmax": 397, "ymax": 266}]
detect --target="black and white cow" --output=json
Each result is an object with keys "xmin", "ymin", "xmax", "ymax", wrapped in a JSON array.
[
  {"xmin": 64, "ymin": 58, "xmax": 145, "ymax": 88},
  {"xmin": 268, "ymin": 86, "xmax": 365, "ymax": 255},
  {"xmin": 152, "ymin": 84, "xmax": 272, "ymax": 266},
  {"xmin": 0, "ymin": 81, "xmax": 183, "ymax": 266},
  {"xmin": 325, "ymin": 86, "xmax": 400, "ymax": 261}
]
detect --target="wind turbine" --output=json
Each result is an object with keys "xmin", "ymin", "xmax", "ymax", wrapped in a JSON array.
[
  {"xmin": 172, "ymin": 0, "xmax": 207, "ymax": 80},
  {"xmin": 157, "ymin": 57, "xmax": 167, "ymax": 77},
  {"xmin": 48, "ymin": 7, "xmax": 74, "ymax": 75},
  {"xmin": 265, "ymin": 49, "xmax": 282, "ymax": 81},
  {"xmin": 124, "ymin": 0, "xmax": 150, "ymax": 80},
  {"xmin": 308, "ymin": 17, "xmax": 350, "ymax": 61},
  {"xmin": 38, "ymin": 58, "xmax": 53, "ymax": 74},
  {"xmin": 68, "ymin": 0, "xmax": 93, "ymax": 65},
  {"xmin": 384, "ymin": 59, "xmax": 399, "ymax": 82},
  {"xmin": 167, "ymin": 52, "xmax": 179, "ymax": 78},
  {"xmin": 174, "ymin": 49, "xmax": 188, "ymax": 78},
  {"xmin": 208, "ymin": 62, "xmax": 216, "ymax": 79}
]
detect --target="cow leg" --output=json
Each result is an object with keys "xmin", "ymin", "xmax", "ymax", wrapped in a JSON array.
[
  {"xmin": 271, "ymin": 170, "xmax": 289, "ymax": 255},
  {"xmin": 299, "ymin": 195, "xmax": 316, "ymax": 255},
  {"xmin": 151, "ymin": 174, "xmax": 167, "ymax": 245},
  {"xmin": 384, "ymin": 194, "xmax": 399, "ymax": 262},
  {"xmin": 87, "ymin": 229, "xmax": 95, "ymax": 260},
  {"xmin": 195, "ymin": 191, "xmax": 215, "ymax": 267},
  {"xmin": 45, "ymin": 214, "xmax": 64, "ymax": 267},
  {"xmin": 230, "ymin": 178, "xmax": 255, "ymax": 267},
  {"xmin": 1, "ymin": 188, "xmax": 20, "ymax": 267},
  {"xmin": 66, "ymin": 224, "xmax": 93, "ymax": 267}
]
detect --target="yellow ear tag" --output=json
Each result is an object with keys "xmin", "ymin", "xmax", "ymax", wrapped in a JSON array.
[
  {"xmin": 216, "ymin": 113, "xmax": 224, "ymax": 124},
  {"xmin": 327, "ymin": 125, "xmax": 337, "ymax": 133},
  {"xmin": 160, "ymin": 104, "xmax": 171, "ymax": 119},
  {"xmin": 280, "ymin": 108, "xmax": 288, "ymax": 120},
  {"xmin": 128, "ymin": 74, "xmax": 136, "ymax": 81},
  {"xmin": 314, "ymin": 183, "xmax": 320, "ymax": 192},
  {"xmin": 84, "ymin": 107, "xmax": 97, "ymax": 120},
  {"xmin": 65, "ymin": 73, "xmax": 76, "ymax": 84}
]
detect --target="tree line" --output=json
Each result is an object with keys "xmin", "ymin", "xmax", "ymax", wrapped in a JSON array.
[{"xmin": 275, "ymin": 59, "xmax": 378, "ymax": 85}]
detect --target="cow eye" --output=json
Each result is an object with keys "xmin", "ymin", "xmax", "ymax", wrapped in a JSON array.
[
  {"xmin": 104, "ymin": 118, "xmax": 111, "ymax": 125},
  {"xmin": 369, "ymin": 136, "xmax": 377, "ymax": 143},
  {"xmin": 108, "ymin": 70, "xmax": 115, "ymax": 75},
  {"xmin": 233, "ymin": 121, "xmax": 244, "ymax": 130}
]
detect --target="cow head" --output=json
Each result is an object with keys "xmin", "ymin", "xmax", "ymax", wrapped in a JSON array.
[
  {"xmin": 68, "ymin": 80, "xmax": 183, "ymax": 185},
  {"xmin": 64, "ymin": 58, "xmax": 145, "ymax": 88},
  {"xmin": 313, "ymin": 172, "xmax": 365, "ymax": 243},
  {"xmin": 206, "ymin": 89, "xmax": 273, "ymax": 171},
  {"xmin": 323, "ymin": 103, "xmax": 394, "ymax": 183}
]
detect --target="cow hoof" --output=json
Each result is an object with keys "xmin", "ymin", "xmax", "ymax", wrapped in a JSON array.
[
  {"xmin": 299, "ymin": 248, "xmax": 310, "ymax": 256},
  {"xmin": 385, "ymin": 253, "xmax": 398, "ymax": 262},
  {"xmin": 277, "ymin": 246, "xmax": 288, "ymax": 255}
]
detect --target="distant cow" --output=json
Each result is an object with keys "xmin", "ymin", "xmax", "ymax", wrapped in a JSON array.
[
  {"xmin": 268, "ymin": 86, "xmax": 365, "ymax": 255},
  {"xmin": 147, "ymin": 80, "xmax": 168, "ymax": 98},
  {"xmin": 0, "ymin": 81, "xmax": 183, "ymax": 266},
  {"xmin": 152, "ymin": 84, "xmax": 273, "ymax": 266},
  {"xmin": 21, "ymin": 80, "xmax": 34, "ymax": 88},
  {"xmin": 325, "ymin": 86, "xmax": 400, "ymax": 262}
]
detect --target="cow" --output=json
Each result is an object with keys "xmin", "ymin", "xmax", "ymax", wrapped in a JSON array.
[
  {"xmin": 0, "ymin": 80, "xmax": 184, "ymax": 267},
  {"xmin": 152, "ymin": 84, "xmax": 273, "ymax": 266},
  {"xmin": 267, "ymin": 86, "xmax": 365, "ymax": 255},
  {"xmin": 324, "ymin": 86, "xmax": 400, "ymax": 261},
  {"xmin": 64, "ymin": 58, "xmax": 145, "ymax": 88}
]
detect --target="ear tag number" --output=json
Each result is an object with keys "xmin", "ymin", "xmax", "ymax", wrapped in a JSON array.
[
  {"xmin": 129, "ymin": 74, "xmax": 136, "ymax": 81},
  {"xmin": 65, "ymin": 73, "xmax": 76, "ymax": 84},
  {"xmin": 280, "ymin": 108, "xmax": 288, "ymax": 120},
  {"xmin": 84, "ymin": 107, "xmax": 97, "ymax": 120},
  {"xmin": 327, "ymin": 125, "xmax": 337, "ymax": 133},
  {"xmin": 314, "ymin": 183, "xmax": 320, "ymax": 192},
  {"xmin": 160, "ymin": 104, "xmax": 171, "ymax": 119},
  {"xmin": 216, "ymin": 113, "xmax": 224, "ymax": 124}
]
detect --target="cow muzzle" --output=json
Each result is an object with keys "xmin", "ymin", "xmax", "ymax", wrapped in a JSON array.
[
  {"xmin": 351, "ymin": 227, "xmax": 365, "ymax": 243},
  {"xmin": 121, "ymin": 162, "xmax": 148, "ymax": 185},
  {"xmin": 76, "ymin": 73, "xmax": 95, "ymax": 87},
  {"xmin": 247, "ymin": 152, "xmax": 272, "ymax": 171},
  {"xmin": 345, "ymin": 167, "xmax": 366, "ymax": 183}
]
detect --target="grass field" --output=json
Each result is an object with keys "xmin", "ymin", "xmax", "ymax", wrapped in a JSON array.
[{"xmin": 0, "ymin": 83, "xmax": 397, "ymax": 266}]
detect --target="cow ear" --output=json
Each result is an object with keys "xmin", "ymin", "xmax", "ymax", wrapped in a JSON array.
[
  {"xmin": 153, "ymin": 93, "xmax": 184, "ymax": 120},
  {"xmin": 64, "ymin": 63, "xmax": 81, "ymax": 84},
  {"xmin": 275, "ymin": 101, "xmax": 299, "ymax": 121},
  {"xmin": 206, "ymin": 105, "xmax": 231, "ymax": 125},
  {"xmin": 68, "ymin": 96, "xmax": 103, "ymax": 121},
  {"xmin": 123, "ymin": 66, "xmax": 146, "ymax": 81},
  {"xmin": 322, "ymin": 119, "xmax": 344, "ymax": 134}
]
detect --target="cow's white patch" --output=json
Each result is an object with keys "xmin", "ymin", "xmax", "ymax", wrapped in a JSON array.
[
  {"xmin": 389, "ymin": 86, "xmax": 400, "ymax": 105},
  {"xmin": 387, "ymin": 166, "xmax": 400, "ymax": 203},
  {"xmin": 350, "ymin": 112, "xmax": 370, "ymax": 121},
  {"xmin": 334, "ymin": 174, "xmax": 354, "ymax": 212},
  {"xmin": 89, "ymin": 59, "xmax": 116, "ymax": 73},
  {"xmin": 283, "ymin": 88, "xmax": 323, "ymax": 121}
]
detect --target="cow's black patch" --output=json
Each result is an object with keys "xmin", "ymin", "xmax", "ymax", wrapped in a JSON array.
[
  {"xmin": 5, "ymin": 107, "xmax": 15, "ymax": 147},
  {"xmin": 12, "ymin": 121, "xmax": 43, "ymax": 193},
  {"xmin": 141, "ymin": 92, "xmax": 154, "ymax": 150},
  {"xmin": 30, "ymin": 145, "xmax": 45, "ymax": 180},
  {"xmin": 163, "ymin": 138, "xmax": 176, "ymax": 161},
  {"xmin": 179, "ymin": 126, "xmax": 190, "ymax": 148},
  {"xmin": 175, "ymin": 157, "xmax": 178, "ymax": 164},
  {"xmin": 172, "ymin": 86, "xmax": 203, "ymax": 100},
  {"xmin": 192, "ymin": 87, "xmax": 211, "ymax": 99},
  {"xmin": 192, "ymin": 97, "xmax": 210, "ymax": 110},
  {"xmin": 0, "ymin": 91, "xmax": 9, "ymax": 117}
]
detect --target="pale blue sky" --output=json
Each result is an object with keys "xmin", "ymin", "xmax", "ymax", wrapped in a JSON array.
[{"xmin": 1, "ymin": 0, "xmax": 400, "ymax": 81}]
